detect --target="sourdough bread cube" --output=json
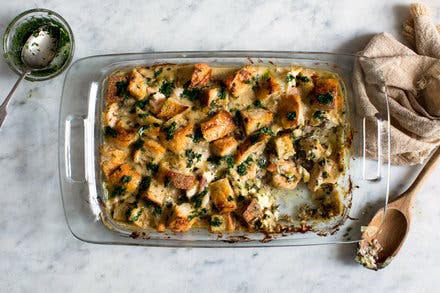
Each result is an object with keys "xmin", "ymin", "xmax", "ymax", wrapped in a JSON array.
[
  {"xmin": 133, "ymin": 139, "xmax": 166, "ymax": 165},
  {"xmin": 209, "ymin": 178, "xmax": 237, "ymax": 213},
  {"xmin": 189, "ymin": 63, "xmax": 212, "ymax": 88},
  {"xmin": 201, "ymin": 110, "xmax": 236, "ymax": 142},
  {"xmin": 240, "ymin": 108, "xmax": 273, "ymax": 135},
  {"xmin": 274, "ymin": 134, "xmax": 295, "ymax": 159},
  {"xmin": 168, "ymin": 203, "xmax": 196, "ymax": 232},
  {"xmin": 210, "ymin": 136, "xmax": 238, "ymax": 157},
  {"xmin": 156, "ymin": 97, "xmax": 189, "ymax": 119},
  {"xmin": 128, "ymin": 69, "xmax": 147, "ymax": 100}
]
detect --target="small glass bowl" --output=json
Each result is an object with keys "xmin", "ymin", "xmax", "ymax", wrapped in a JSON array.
[{"xmin": 2, "ymin": 8, "xmax": 75, "ymax": 81}]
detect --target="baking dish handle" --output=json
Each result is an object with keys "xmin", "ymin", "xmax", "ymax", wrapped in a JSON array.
[
  {"xmin": 64, "ymin": 114, "xmax": 86, "ymax": 183},
  {"xmin": 361, "ymin": 113, "xmax": 390, "ymax": 181}
]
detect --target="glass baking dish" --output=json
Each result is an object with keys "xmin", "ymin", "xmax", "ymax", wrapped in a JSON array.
[{"xmin": 58, "ymin": 51, "xmax": 390, "ymax": 247}]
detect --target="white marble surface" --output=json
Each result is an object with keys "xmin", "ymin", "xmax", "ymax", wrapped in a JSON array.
[{"xmin": 1, "ymin": 0, "xmax": 440, "ymax": 292}]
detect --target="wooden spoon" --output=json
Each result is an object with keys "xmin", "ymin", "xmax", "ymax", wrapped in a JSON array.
[{"xmin": 357, "ymin": 147, "xmax": 440, "ymax": 270}]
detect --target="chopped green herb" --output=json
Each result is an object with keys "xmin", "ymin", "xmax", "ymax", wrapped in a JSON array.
[
  {"xmin": 164, "ymin": 176, "xmax": 171, "ymax": 187},
  {"xmin": 133, "ymin": 99, "xmax": 149, "ymax": 110},
  {"xmin": 261, "ymin": 71, "xmax": 270, "ymax": 80},
  {"xmin": 258, "ymin": 157, "xmax": 267, "ymax": 168},
  {"xmin": 227, "ymin": 195, "xmax": 234, "ymax": 202},
  {"xmin": 313, "ymin": 110, "xmax": 326, "ymax": 119},
  {"xmin": 159, "ymin": 80, "xmax": 175, "ymax": 97},
  {"xmin": 116, "ymin": 80, "xmax": 130, "ymax": 99},
  {"xmin": 193, "ymin": 126, "xmax": 203, "ymax": 143},
  {"xmin": 110, "ymin": 186, "xmax": 126, "ymax": 198},
  {"xmin": 255, "ymin": 219, "xmax": 263, "ymax": 228},
  {"xmin": 139, "ymin": 176, "xmax": 151, "ymax": 190},
  {"xmin": 153, "ymin": 68, "xmax": 163, "ymax": 78},
  {"xmin": 286, "ymin": 74, "xmax": 295, "ymax": 83},
  {"xmin": 286, "ymin": 111, "xmax": 297, "ymax": 121},
  {"xmin": 217, "ymin": 87, "xmax": 227, "ymax": 99},
  {"xmin": 130, "ymin": 209, "xmax": 143, "ymax": 222},
  {"xmin": 154, "ymin": 205, "xmax": 162, "ymax": 215},
  {"xmin": 138, "ymin": 113, "xmax": 149, "ymax": 118},
  {"xmin": 253, "ymin": 100, "xmax": 263, "ymax": 108},
  {"xmin": 322, "ymin": 171, "xmax": 329, "ymax": 179},
  {"xmin": 185, "ymin": 149, "xmax": 202, "ymax": 168},
  {"xmin": 181, "ymin": 81, "xmax": 203, "ymax": 101},
  {"xmin": 210, "ymin": 216, "xmax": 223, "ymax": 227},
  {"xmin": 237, "ymin": 194, "xmax": 245, "ymax": 201},
  {"xmin": 237, "ymin": 163, "xmax": 248, "ymax": 176},
  {"xmin": 316, "ymin": 92, "xmax": 334, "ymax": 104},
  {"xmin": 192, "ymin": 187, "xmax": 208, "ymax": 209},
  {"xmin": 296, "ymin": 75, "xmax": 310, "ymax": 82},
  {"xmin": 132, "ymin": 139, "xmax": 144, "ymax": 150},
  {"xmin": 223, "ymin": 155, "xmax": 234, "ymax": 169},
  {"xmin": 137, "ymin": 125, "xmax": 150, "ymax": 136},
  {"xmin": 104, "ymin": 126, "xmax": 117, "ymax": 138},
  {"xmin": 121, "ymin": 175, "xmax": 132, "ymax": 184},
  {"xmin": 162, "ymin": 122, "xmax": 177, "ymax": 140},
  {"xmin": 147, "ymin": 163, "xmax": 159, "ymax": 173},
  {"xmin": 259, "ymin": 126, "xmax": 275, "ymax": 136}
]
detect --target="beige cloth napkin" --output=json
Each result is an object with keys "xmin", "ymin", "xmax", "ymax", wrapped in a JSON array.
[{"xmin": 353, "ymin": 3, "xmax": 440, "ymax": 165}]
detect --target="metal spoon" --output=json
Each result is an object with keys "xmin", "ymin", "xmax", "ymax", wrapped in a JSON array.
[
  {"xmin": 0, "ymin": 27, "xmax": 58, "ymax": 128},
  {"xmin": 357, "ymin": 147, "xmax": 440, "ymax": 270}
]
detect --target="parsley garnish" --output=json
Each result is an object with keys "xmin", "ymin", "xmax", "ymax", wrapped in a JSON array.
[
  {"xmin": 253, "ymin": 100, "xmax": 263, "ymax": 108},
  {"xmin": 116, "ymin": 80, "xmax": 129, "ymax": 99},
  {"xmin": 210, "ymin": 216, "xmax": 223, "ymax": 227},
  {"xmin": 192, "ymin": 187, "xmax": 208, "ymax": 209},
  {"xmin": 185, "ymin": 149, "xmax": 202, "ymax": 168},
  {"xmin": 237, "ymin": 163, "xmax": 248, "ymax": 176},
  {"xmin": 104, "ymin": 126, "xmax": 117, "ymax": 138},
  {"xmin": 286, "ymin": 74, "xmax": 295, "ymax": 83},
  {"xmin": 286, "ymin": 111, "xmax": 297, "ymax": 121},
  {"xmin": 162, "ymin": 122, "xmax": 177, "ymax": 140},
  {"xmin": 121, "ymin": 175, "xmax": 132, "ymax": 184},
  {"xmin": 147, "ymin": 163, "xmax": 159, "ymax": 173},
  {"xmin": 296, "ymin": 75, "xmax": 310, "ymax": 82},
  {"xmin": 316, "ymin": 92, "xmax": 334, "ymax": 104},
  {"xmin": 217, "ymin": 87, "xmax": 226, "ymax": 99},
  {"xmin": 261, "ymin": 71, "xmax": 270, "ymax": 80},
  {"xmin": 133, "ymin": 99, "xmax": 149, "ymax": 110},
  {"xmin": 164, "ymin": 176, "xmax": 171, "ymax": 188},
  {"xmin": 153, "ymin": 68, "xmax": 163, "ymax": 78},
  {"xmin": 110, "ymin": 186, "xmax": 126, "ymax": 198},
  {"xmin": 130, "ymin": 209, "xmax": 143, "ymax": 222},
  {"xmin": 313, "ymin": 111, "xmax": 326, "ymax": 119},
  {"xmin": 181, "ymin": 81, "xmax": 203, "ymax": 101},
  {"xmin": 258, "ymin": 157, "xmax": 267, "ymax": 168},
  {"xmin": 159, "ymin": 80, "xmax": 175, "ymax": 97},
  {"xmin": 132, "ymin": 139, "xmax": 144, "ymax": 150},
  {"xmin": 192, "ymin": 126, "xmax": 203, "ymax": 143},
  {"xmin": 139, "ymin": 176, "xmax": 151, "ymax": 190}
]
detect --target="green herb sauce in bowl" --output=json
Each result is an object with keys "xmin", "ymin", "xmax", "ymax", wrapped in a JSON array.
[{"xmin": 3, "ymin": 8, "xmax": 74, "ymax": 81}]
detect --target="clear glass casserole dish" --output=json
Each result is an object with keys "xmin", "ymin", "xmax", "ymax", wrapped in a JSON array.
[{"xmin": 58, "ymin": 51, "xmax": 390, "ymax": 247}]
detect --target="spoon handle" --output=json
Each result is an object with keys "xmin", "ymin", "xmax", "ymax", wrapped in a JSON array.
[
  {"xmin": 0, "ymin": 69, "xmax": 30, "ymax": 128},
  {"xmin": 403, "ymin": 147, "xmax": 440, "ymax": 204}
]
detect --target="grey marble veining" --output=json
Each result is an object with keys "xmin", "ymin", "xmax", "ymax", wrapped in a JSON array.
[{"xmin": 1, "ymin": 0, "xmax": 440, "ymax": 292}]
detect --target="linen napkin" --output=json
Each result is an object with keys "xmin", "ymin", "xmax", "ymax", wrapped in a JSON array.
[{"xmin": 353, "ymin": 3, "xmax": 440, "ymax": 165}]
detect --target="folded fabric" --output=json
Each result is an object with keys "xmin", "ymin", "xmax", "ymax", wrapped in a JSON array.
[{"xmin": 353, "ymin": 3, "xmax": 440, "ymax": 165}]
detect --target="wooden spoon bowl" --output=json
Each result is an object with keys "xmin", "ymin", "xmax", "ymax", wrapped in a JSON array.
[{"xmin": 357, "ymin": 147, "xmax": 440, "ymax": 270}]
